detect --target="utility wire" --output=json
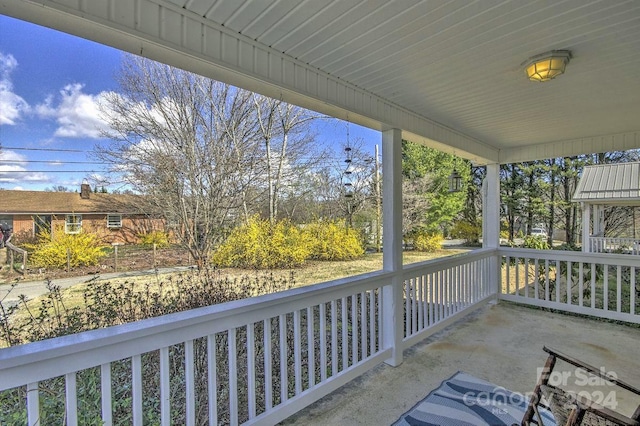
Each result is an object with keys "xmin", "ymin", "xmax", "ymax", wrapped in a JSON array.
[
  {"xmin": 0, "ymin": 170, "xmax": 100, "ymax": 173},
  {"xmin": 0, "ymin": 160, "xmax": 108, "ymax": 165},
  {"xmin": 1, "ymin": 146, "xmax": 89, "ymax": 153}
]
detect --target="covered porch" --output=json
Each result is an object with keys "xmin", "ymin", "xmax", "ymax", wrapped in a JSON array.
[
  {"xmin": 1, "ymin": 1, "xmax": 640, "ymax": 425},
  {"xmin": 283, "ymin": 302, "xmax": 640, "ymax": 425},
  {"xmin": 575, "ymin": 162, "xmax": 640, "ymax": 255}
]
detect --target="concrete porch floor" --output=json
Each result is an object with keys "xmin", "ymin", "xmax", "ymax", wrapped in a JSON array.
[{"xmin": 282, "ymin": 302, "xmax": 640, "ymax": 425}]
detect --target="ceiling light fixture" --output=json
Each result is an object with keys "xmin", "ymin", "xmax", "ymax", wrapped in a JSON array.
[{"xmin": 523, "ymin": 50, "xmax": 571, "ymax": 82}]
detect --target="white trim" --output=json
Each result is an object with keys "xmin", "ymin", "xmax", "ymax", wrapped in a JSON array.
[{"xmin": 65, "ymin": 214, "xmax": 82, "ymax": 234}]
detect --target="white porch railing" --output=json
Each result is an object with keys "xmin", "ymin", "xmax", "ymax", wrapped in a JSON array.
[
  {"xmin": 589, "ymin": 237, "xmax": 640, "ymax": 254},
  {"xmin": 499, "ymin": 248, "xmax": 640, "ymax": 324},
  {"xmin": 402, "ymin": 248, "xmax": 496, "ymax": 349},
  {"xmin": 0, "ymin": 250, "xmax": 497, "ymax": 426}
]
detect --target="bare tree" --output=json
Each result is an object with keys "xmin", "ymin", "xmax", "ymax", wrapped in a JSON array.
[
  {"xmin": 98, "ymin": 55, "xmax": 262, "ymax": 267},
  {"xmin": 252, "ymin": 94, "xmax": 324, "ymax": 223}
]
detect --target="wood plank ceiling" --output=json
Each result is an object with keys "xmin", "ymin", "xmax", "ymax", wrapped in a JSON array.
[{"xmin": 2, "ymin": 0, "xmax": 640, "ymax": 163}]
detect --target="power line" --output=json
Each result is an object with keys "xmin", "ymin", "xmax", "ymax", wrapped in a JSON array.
[
  {"xmin": 0, "ymin": 170, "xmax": 100, "ymax": 173},
  {"xmin": 1, "ymin": 147, "xmax": 89, "ymax": 153},
  {"xmin": 0, "ymin": 160, "xmax": 108, "ymax": 165}
]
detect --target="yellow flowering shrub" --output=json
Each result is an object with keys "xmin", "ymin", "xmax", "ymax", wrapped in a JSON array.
[
  {"xmin": 212, "ymin": 216, "xmax": 312, "ymax": 269},
  {"xmin": 413, "ymin": 232, "xmax": 443, "ymax": 252},
  {"xmin": 305, "ymin": 220, "xmax": 364, "ymax": 261},
  {"xmin": 26, "ymin": 227, "xmax": 108, "ymax": 268},
  {"xmin": 138, "ymin": 230, "xmax": 170, "ymax": 248}
]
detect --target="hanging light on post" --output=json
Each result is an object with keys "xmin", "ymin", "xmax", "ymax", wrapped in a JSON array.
[{"xmin": 449, "ymin": 169, "xmax": 462, "ymax": 193}]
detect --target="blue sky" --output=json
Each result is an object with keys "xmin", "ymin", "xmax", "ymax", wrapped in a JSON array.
[{"xmin": 0, "ymin": 14, "xmax": 380, "ymax": 192}]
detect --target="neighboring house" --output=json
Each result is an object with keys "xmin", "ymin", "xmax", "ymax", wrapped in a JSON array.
[
  {"xmin": 0, "ymin": 184, "xmax": 164, "ymax": 244},
  {"xmin": 573, "ymin": 162, "xmax": 640, "ymax": 254}
]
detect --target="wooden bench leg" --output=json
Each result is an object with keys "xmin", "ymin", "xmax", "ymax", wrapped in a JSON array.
[{"xmin": 522, "ymin": 354, "xmax": 557, "ymax": 425}]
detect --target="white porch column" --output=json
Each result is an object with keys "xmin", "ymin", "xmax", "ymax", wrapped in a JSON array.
[
  {"xmin": 582, "ymin": 202, "xmax": 591, "ymax": 252},
  {"xmin": 483, "ymin": 163, "xmax": 500, "ymax": 249},
  {"xmin": 483, "ymin": 163, "xmax": 500, "ymax": 298},
  {"xmin": 382, "ymin": 128, "xmax": 403, "ymax": 367}
]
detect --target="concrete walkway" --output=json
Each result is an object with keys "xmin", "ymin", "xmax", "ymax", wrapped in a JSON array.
[
  {"xmin": 282, "ymin": 302, "xmax": 640, "ymax": 425},
  {"xmin": 0, "ymin": 266, "xmax": 194, "ymax": 308}
]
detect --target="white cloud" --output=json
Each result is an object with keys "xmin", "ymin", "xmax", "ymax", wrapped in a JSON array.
[
  {"xmin": 36, "ymin": 83, "xmax": 111, "ymax": 138},
  {"xmin": 0, "ymin": 150, "xmax": 49, "ymax": 183},
  {"xmin": 0, "ymin": 52, "xmax": 29, "ymax": 125},
  {"xmin": 11, "ymin": 186, "xmax": 25, "ymax": 191}
]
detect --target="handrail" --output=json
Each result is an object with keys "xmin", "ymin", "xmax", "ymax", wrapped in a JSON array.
[
  {"xmin": 498, "ymin": 247, "xmax": 640, "ymax": 267},
  {"xmin": 0, "ymin": 268, "xmax": 393, "ymax": 390},
  {"xmin": 4, "ymin": 242, "xmax": 27, "ymax": 275}
]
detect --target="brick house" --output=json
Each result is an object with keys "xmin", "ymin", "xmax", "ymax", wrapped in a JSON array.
[{"xmin": 0, "ymin": 184, "xmax": 164, "ymax": 244}]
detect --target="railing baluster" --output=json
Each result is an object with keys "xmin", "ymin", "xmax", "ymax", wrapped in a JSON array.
[
  {"xmin": 293, "ymin": 310, "xmax": 302, "ymax": 395},
  {"xmin": 279, "ymin": 315, "xmax": 287, "ymax": 403},
  {"xmin": 578, "ymin": 263, "xmax": 584, "ymax": 307},
  {"xmin": 604, "ymin": 265, "xmax": 609, "ymax": 311},
  {"xmin": 331, "ymin": 300, "xmax": 338, "ymax": 374},
  {"xmin": 229, "ymin": 329, "xmax": 238, "ymax": 426},
  {"xmin": 447, "ymin": 267, "xmax": 453, "ymax": 316},
  {"xmin": 567, "ymin": 261, "xmax": 572, "ymax": 305},
  {"xmin": 533, "ymin": 259, "xmax": 539, "ymax": 299},
  {"xmin": 631, "ymin": 268, "xmax": 636, "ymax": 315},
  {"xmin": 524, "ymin": 258, "xmax": 530, "ymax": 298},
  {"xmin": 360, "ymin": 291, "xmax": 367, "ymax": 358},
  {"xmin": 341, "ymin": 297, "xmax": 348, "ymax": 369},
  {"xmin": 591, "ymin": 263, "xmax": 596, "ymax": 309},
  {"xmin": 307, "ymin": 306, "xmax": 315, "ymax": 388},
  {"xmin": 247, "ymin": 323, "xmax": 256, "ymax": 419},
  {"xmin": 617, "ymin": 266, "xmax": 622, "ymax": 313},
  {"xmin": 437, "ymin": 270, "xmax": 443, "ymax": 321},
  {"xmin": 544, "ymin": 260, "xmax": 550, "ymax": 301},
  {"xmin": 411, "ymin": 278, "xmax": 418, "ymax": 334},
  {"xmin": 27, "ymin": 382, "xmax": 39, "ymax": 426},
  {"xmin": 160, "ymin": 347, "xmax": 170, "ymax": 426},
  {"xmin": 405, "ymin": 278, "xmax": 411, "ymax": 334},
  {"xmin": 417, "ymin": 277, "xmax": 423, "ymax": 331},
  {"xmin": 515, "ymin": 257, "xmax": 520, "ymax": 297},
  {"xmin": 319, "ymin": 303, "xmax": 327, "ymax": 382},
  {"xmin": 132, "ymin": 354, "xmax": 143, "ymax": 426},
  {"xmin": 555, "ymin": 260, "xmax": 561, "ymax": 303},
  {"xmin": 185, "ymin": 339, "xmax": 195, "ymax": 426},
  {"xmin": 263, "ymin": 321, "xmax": 273, "ymax": 411},
  {"xmin": 369, "ymin": 290, "xmax": 376, "ymax": 355},
  {"xmin": 101, "ymin": 363, "xmax": 112, "ymax": 425},
  {"xmin": 351, "ymin": 294, "xmax": 358, "ymax": 363},
  {"xmin": 452, "ymin": 267, "xmax": 457, "ymax": 312},
  {"xmin": 66, "ymin": 372, "xmax": 78, "ymax": 426},
  {"xmin": 208, "ymin": 334, "xmax": 219, "ymax": 422},
  {"xmin": 428, "ymin": 272, "xmax": 434, "ymax": 326}
]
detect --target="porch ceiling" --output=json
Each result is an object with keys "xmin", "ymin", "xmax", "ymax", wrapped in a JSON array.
[{"xmin": 2, "ymin": 1, "xmax": 640, "ymax": 164}]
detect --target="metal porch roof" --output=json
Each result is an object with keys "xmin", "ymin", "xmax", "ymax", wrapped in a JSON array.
[{"xmin": 573, "ymin": 162, "xmax": 640, "ymax": 205}]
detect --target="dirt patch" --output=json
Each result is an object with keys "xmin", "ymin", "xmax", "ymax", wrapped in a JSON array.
[{"xmin": 1, "ymin": 246, "xmax": 191, "ymax": 283}]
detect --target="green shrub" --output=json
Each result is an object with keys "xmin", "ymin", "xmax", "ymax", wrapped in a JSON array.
[
  {"xmin": 522, "ymin": 235, "xmax": 550, "ymax": 250},
  {"xmin": 305, "ymin": 220, "xmax": 364, "ymax": 261},
  {"xmin": 451, "ymin": 220, "xmax": 481, "ymax": 243},
  {"xmin": 25, "ymin": 228, "xmax": 107, "ymax": 268},
  {"xmin": 413, "ymin": 232, "xmax": 443, "ymax": 252},
  {"xmin": 138, "ymin": 230, "xmax": 170, "ymax": 248},
  {"xmin": 212, "ymin": 216, "xmax": 312, "ymax": 269},
  {"xmin": 0, "ymin": 271, "xmax": 296, "ymax": 424}
]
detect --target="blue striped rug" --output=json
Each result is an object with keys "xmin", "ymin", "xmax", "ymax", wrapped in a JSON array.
[{"xmin": 393, "ymin": 371, "xmax": 556, "ymax": 426}]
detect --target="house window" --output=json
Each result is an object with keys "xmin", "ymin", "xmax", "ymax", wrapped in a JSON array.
[
  {"xmin": 65, "ymin": 214, "xmax": 82, "ymax": 234},
  {"xmin": 107, "ymin": 214, "xmax": 122, "ymax": 228}
]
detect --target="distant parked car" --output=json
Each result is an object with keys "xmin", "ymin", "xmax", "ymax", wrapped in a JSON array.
[{"xmin": 530, "ymin": 227, "xmax": 548, "ymax": 238}]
